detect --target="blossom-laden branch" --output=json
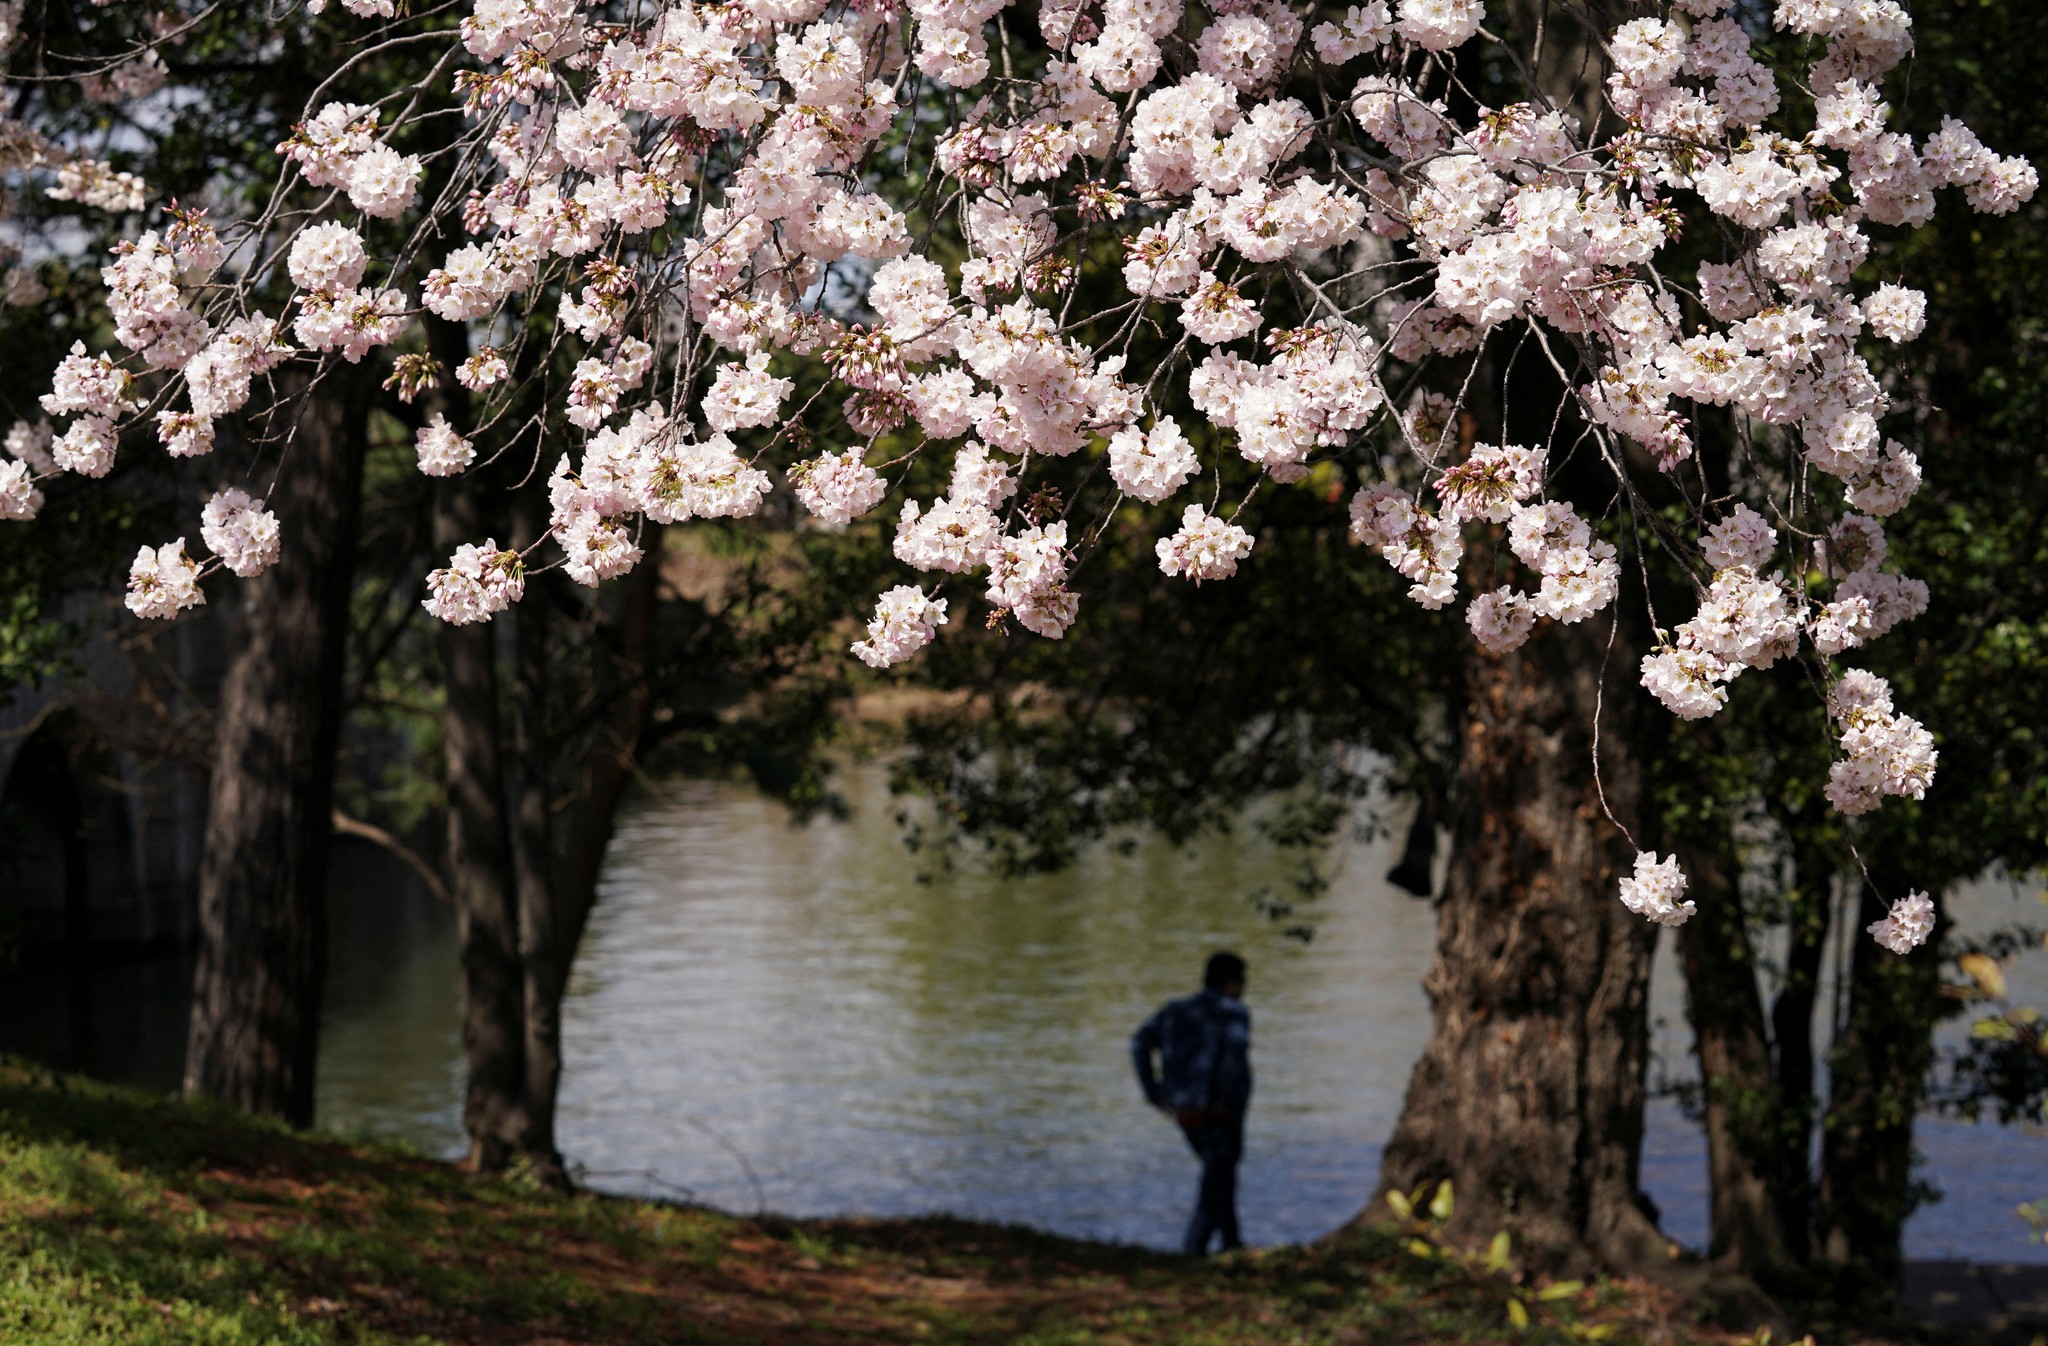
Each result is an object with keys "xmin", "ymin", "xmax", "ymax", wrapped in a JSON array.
[{"xmin": 1, "ymin": 0, "xmax": 2034, "ymax": 948}]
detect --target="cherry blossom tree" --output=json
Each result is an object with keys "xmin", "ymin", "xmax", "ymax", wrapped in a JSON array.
[
  {"xmin": 3, "ymin": 0, "xmax": 2038, "ymax": 1269},
  {"xmin": 1653, "ymin": 0, "xmax": 2048, "ymax": 1294},
  {"xmin": 10, "ymin": 0, "xmax": 2025, "ymax": 943}
]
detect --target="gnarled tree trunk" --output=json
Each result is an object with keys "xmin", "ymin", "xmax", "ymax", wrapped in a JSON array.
[
  {"xmin": 184, "ymin": 372, "xmax": 368, "ymax": 1126},
  {"xmin": 1372, "ymin": 616, "xmax": 1665, "ymax": 1277}
]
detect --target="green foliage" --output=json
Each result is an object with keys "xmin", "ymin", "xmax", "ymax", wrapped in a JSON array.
[
  {"xmin": 819, "ymin": 431, "xmax": 1461, "ymax": 879},
  {"xmin": 888, "ymin": 535, "xmax": 1456, "ymax": 875}
]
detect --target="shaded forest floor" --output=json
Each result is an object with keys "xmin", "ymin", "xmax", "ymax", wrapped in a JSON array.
[{"xmin": 0, "ymin": 1056, "xmax": 1997, "ymax": 1346}]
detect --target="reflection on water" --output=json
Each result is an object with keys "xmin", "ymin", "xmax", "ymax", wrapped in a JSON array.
[
  {"xmin": 317, "ymin": 843, "xmax": 470, "ymax": 1145},
  {"xmin": 4, "ymin": 768, "xmax": 2042, "ymax": 1259},
  {"xmin": 558, "ymin": 776, "xmax": 1442, "ymax": 1249}
]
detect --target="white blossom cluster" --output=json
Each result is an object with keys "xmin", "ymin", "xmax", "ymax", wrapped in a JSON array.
[
  {"xmin": 0, "ymin": 420, "xmax": 47, "ymax": 520},
  {"xmin": 199, "ymin": 487, "xmax": 281, "ymax": 578},
  {"xmin": 8, "ymin": 0, "xmax": 2029, "ymax": 952},
  {"xmin": 1866, "ymin": 889, "xmax": 1934, "ymax": 955},
  {"xmin": 547, "ymin": 457, "xmax": 645, "ymax": 587},
  {"xmin": 423, "ymin": 539, "xmax": 526, "ymax": 624},
  {"xmin": 416, "ymin": 414, "xmax": 477, "ymax": 477},
  {"xmin": 1156, "ymin": 504, "xmax": 1254, "ymax": 583},
  {"xmin": 1349, "ymin": 482, "xmax": 1464, "ymax": 610},
  {"xmin": 125, "ymin": 538, "xmax": 203, "ymax": 618},
  {"xmin": 1106, "ymin": 418, "xmax": 1199, "ymax": 504},
  {"xmin": 791, "ymin": 448, "xmax": 889, "ymax": 528},
  {"xmin": 1824, "ymin": 668, "xmax": 1936, "ymax": 817},
  {"xmin": 987, "ymin": 520, "xmax": 1079, "ymax": 636},
  {"xmin": 1617, "ymin": 852, "xmax": 1695, "ymax": 928},
  {"xmin": 851, "ymin": 585, "xmax": 948, "ymax": 668}
]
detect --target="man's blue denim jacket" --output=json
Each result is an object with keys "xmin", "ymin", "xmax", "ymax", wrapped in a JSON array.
[{"xmin": 1131, "ymin": 987, "xmax": 1252, "ymax": 1118}]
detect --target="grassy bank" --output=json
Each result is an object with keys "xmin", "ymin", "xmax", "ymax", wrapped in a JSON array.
[{"xmin": 0, "ymin": 1057, "xmax": 1840, "ymax": 1345}]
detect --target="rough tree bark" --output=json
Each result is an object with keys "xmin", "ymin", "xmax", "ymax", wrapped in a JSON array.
[
  {"xmin": 418, "ymin": 281, "xmax": 667, "ymax": 1181},
  {"xmin": 508, "ymin": 533, "xmax": 666, "ymax": 1182},
  {"xmin": 1364, "ymin": 206, "xmax": 1669, "ymax": 1275},
  {"xmin": 421, "ymin": 314, "xmax": 535, "ymax": 1172},
  {"xmin": 1370, "ymin": 616, "xmax": 1666, "ymax": 1276},
  {"xmin": 437, "ymin": 479, "xmax": 532, "ymax": 1171},
  {"xmin": 184, "ymin": 371, "xmax": 368, "ymax": 1126},
  {"xmin": 430, "ymin": 498, "xmax": 665, "ymax": 1183},
  {"xmin": 509, "ymin": 586, "xmax": 563, "ymax": 1174}
]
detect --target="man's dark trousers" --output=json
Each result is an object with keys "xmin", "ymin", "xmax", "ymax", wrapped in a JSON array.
[{"xmin": 1179, "ymin": 1115, "xmax": 1243, "ymax": 1254}]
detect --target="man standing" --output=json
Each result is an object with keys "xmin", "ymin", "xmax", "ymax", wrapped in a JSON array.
[{"xmin": 1131, "ymin": 951, "xmax": 1252, "ymax": 1255}]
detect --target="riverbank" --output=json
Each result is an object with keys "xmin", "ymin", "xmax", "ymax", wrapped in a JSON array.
[{"xmin": 0, "ymin": 1056, "xmax": 1980, "ymax": 1346}]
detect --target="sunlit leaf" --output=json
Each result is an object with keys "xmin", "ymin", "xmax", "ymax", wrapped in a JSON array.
[
  {"xmin": 1960, "ymin": 951, "xmax": 2008, "ymax": 999},
  {"xmin": 1429, "ymin": 1179, "xmax": 1455, "ymax": 1222}
]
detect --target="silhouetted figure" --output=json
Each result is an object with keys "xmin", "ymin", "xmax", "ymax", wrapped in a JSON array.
[
  {"xmin": 1385, "ymin": 790, "xmax": 1439, "ymax": 898},
  {"xmin": 1131, "ymin": 951, "xmax": 1252, "ymax": 1255}
]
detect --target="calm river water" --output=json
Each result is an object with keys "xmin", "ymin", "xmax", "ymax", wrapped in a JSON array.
[{"xmin": 9, "ymin": 768, "xmax": 2045, "ymax": 1261}]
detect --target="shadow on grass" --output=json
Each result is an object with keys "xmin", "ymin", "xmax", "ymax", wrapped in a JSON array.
[
  {"xmin": 0, "ymin": 1055, "xmax": 1761, "ymax": 1346},
  {"xmin": 1, "ymin": 1056, "xmax": 699, "ymax": 1343}
]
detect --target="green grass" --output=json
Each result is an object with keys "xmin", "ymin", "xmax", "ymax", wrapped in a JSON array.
[{"xmin": 0, "ymin": 1056, "xmax": 1767, "ymax": 1345}]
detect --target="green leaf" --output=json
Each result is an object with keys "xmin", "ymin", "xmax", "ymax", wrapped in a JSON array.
[
  {"xmin": 1429, "ymin": 1180, "xmax": 1455, "ymax": 1223},
  {"xmin": 1506, "ymin": 1297, "xmax": 1530, "ymax": 1330},
  {"xmin": 1973, "ymin": 1017, "xmax": 2020, "ymax": 1040},
  {"xmin": 1538, "ymin": 1280, "xmax": 1584, "ymax": 1301},
  {"xmin": 1486, "ymin": 1230, "xmax": 1513, "ymax": 1271},
  {"xmin": 1386, "ymin": 1188, "xmax": 1412, "ymax": 1218},
  {"xmin": 1404, "ymin": 1238, "xmax": 1436, "ymax": 1260}
]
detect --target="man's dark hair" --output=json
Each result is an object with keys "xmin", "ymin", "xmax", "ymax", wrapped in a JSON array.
[{"xmin": 1204, "ymin": 951, "xmax": 1247, "ymax": 990}]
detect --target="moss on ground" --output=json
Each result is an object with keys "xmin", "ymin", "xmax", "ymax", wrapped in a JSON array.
[{"xmin": 0, "ymin": 1056, "xmax": 1819, "ymax": 1345}]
